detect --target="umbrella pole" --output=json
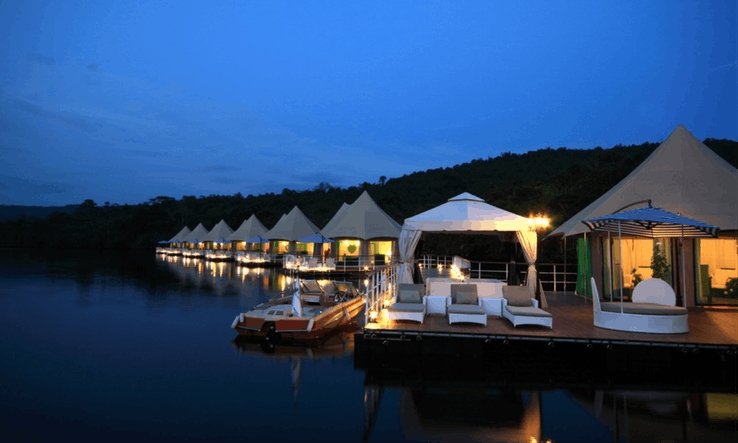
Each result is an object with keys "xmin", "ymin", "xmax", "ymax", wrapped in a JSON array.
[
  {"xmin": 619, "ymin": 221, "xmax": 624, "ymax": 313},
  {"xmin": 681, "ymin": 225, "xmax": 686, "ymax": 308},
  {"xmin": 608, "ymin": 231, "xmax": 613, "ymax": 302}
]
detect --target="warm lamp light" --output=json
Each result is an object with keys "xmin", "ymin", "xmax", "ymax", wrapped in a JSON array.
[
  {"xmin": 368, "ymin": 310, "xmax": 378, "ymax": 322},
  {"xmin": 528, "ymin": 213, "xmax": 550, "ymax": 231}
]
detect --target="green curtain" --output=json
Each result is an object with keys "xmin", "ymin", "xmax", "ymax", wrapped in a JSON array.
[{"xmin": 576, "ymin": 237, "xmax": 592, "ymax": 297}]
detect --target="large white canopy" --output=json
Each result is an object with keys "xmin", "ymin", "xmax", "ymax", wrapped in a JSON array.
[{"xmin": 398, "ymin": 192, "xmax": 538, "ymax": 292}]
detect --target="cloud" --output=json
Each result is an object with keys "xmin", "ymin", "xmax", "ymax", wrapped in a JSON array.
[
  {"xmin": 10, "ymin": 96, "xmax": 101, "ymax": 133},
  {"xmin": 0, "ymin": 174, "xmax": 73, "ymax": 204}
]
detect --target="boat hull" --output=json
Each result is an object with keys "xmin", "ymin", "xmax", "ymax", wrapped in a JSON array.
[{"xmin": 233, "ymin": 296, "xmax": 365, "ymax": 343}]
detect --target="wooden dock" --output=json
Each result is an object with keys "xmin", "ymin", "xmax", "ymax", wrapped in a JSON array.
[{"xmin": 355, "ymin": 293, "xmax": 738, "ymax": 390}]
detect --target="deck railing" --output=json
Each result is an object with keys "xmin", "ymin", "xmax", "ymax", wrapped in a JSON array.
[
  {"xmin": 364, "ymin": 265, "xmax": 396, "ymax": 326},
  {"xmin": 419, "ymin": 255, "xmax": 577, "ymax": 292}
]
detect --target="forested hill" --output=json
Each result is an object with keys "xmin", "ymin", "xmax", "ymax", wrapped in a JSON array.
[{"xmin": 1, "ymin": 138, "xmax": 736, "ymax": 251}]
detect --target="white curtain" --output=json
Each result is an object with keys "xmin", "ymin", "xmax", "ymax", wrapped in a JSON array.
[
  {"xmin": 515, "ymin": 230, "xmax": 538, "ymax": 295},
  {"xmin": 397, "ymin": 229, "xmax": 422, "ymax": 284}
]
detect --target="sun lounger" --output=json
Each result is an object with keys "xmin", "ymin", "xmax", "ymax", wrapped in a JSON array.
[
  {"xmin": 447, "ymin": 284, "xmax": 487, "ymax": 326},
  {"xmin": 501, "ymin": 285, "xmax": 552, "ymax": 329},
  {"xmin": 300, "ymin": 279, "xmax": 324, "ymax": 304},
  {"xmin": 591, "ymin": 277, "xmax": 688, "ymax": 334},
  {"xmin": 387, "ymin": 283, "xmax": 427, "ymax": 323}
]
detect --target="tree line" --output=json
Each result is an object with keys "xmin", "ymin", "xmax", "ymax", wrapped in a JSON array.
[{"xmin": 1, "ymin": 138, "xmax": 735, "ymax": 262}]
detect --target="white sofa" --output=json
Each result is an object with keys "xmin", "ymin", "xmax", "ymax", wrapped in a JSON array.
[{"xmin": 591, "ymin": 277, "xmax": 688, "ymax": 334}]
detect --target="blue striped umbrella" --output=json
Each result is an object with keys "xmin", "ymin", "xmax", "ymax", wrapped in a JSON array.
[
  {"xmin": 583, "ymin": 205, "xmax": 718, "ymax": 307},
  {"xmin": 582, "ymin": 207, "xmax": 719, "ymax": 238}
]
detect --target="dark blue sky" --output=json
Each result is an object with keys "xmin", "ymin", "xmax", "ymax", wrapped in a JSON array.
[{"xmin": 1, "ymin": 1, "xmax": 736, "ymax": 206}]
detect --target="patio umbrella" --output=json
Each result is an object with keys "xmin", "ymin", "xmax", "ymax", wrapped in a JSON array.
[{"xmin": 582, "ymin": 204, "xmax": 719, "ymax": 308}]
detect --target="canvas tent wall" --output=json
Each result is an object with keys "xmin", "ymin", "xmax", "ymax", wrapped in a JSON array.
[{"xmin": 397, "ymin": 192, "xmax": 538, "ymax": 293}]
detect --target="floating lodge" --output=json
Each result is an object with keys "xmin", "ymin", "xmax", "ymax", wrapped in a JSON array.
[{"xmin": 158, "ymin": 125, "xmax": 738, "ymax": 386}]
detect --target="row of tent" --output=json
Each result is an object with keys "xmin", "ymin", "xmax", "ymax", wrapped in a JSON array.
[{"xmin": 166, "ymin": 190, "xmax": 402, "ymax": 246}]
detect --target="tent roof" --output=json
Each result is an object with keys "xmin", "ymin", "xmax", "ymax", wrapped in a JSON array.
[
  {"xmin": 551, "ymin": 125, "xmax": 738, "ymax": 237},
  {"xmin": 322, "ymin": 191, "xmax": 401, "ymax": 240},
  {"xmin": 321, "ymin": 202, "xmax": 350, "ymax": 234},
  {"xmin": 168, "ymin": 226, "xmax": 191, "ymax": 242},
  {"xmin": 202, "ymin": 219, "xmax": 234, "ymax": 242},
  {"xmin": 228, "ymin": 214, "xmax": 268, "ymax": 241},
  {"xmin": 183, "ymin": 223, "xmax": 210, "ymax": 243},
  {"xmin": 403, "ymin": 192, "xmax": 531, "ymax": 233},
  {"xmin": 264, "ymin": 206, "xmax": 320, "ymax": 241}
]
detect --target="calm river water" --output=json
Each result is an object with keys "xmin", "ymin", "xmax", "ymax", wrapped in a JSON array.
[{"xmin": 1, "ymin": 250, "xmax": 736, "ymax": 442}]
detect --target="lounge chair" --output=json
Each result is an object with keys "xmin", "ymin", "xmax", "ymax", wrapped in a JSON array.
[
  {"xmin": 447, "ymin": 284, "xmax": 487, "ymax": 326},
  {"xmin": 501, "ymin": 285, "xmax": 552, "ymax": 329},
  {"xmin": 387, "ymin": 283, "xmax": 427, "ymax": 324},
  {"xmin": 300, "ymin": 279, "xmax": 324, "ymax": 304},
  {"xmin": 591, "ymin": 277, "xmax": 688, "ymax": 334}
]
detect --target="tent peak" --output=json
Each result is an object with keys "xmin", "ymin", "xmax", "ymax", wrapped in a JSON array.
[{"xmin": 448, "ymin": 192, "xmax": 485, "ymax": 203}]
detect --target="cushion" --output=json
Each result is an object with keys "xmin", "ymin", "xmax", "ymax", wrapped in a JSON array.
[
  {"xmin": 505, "ymin": 305, "xmax": 552, "ymax": 318},
  {"xmin": 600, "ymin": 302, "xmax": 687, "ymax": 316},
  {"xmin": 397, "ymin": 289, "xmax": 422, "ymax": 303},
  {"xmin": 450, "ymin": 284, "xmax": 478, "ymax": 304},
  {"xmin": 502, "ymin": 285, "xmax": 532, "ymax": 307},
  {"xmin": 447, "ymin": 304, "xmax": 485, "ymax": 315},
  {"xmin": 388, "ymin": 303, "xmax": 425, "ymax": 313}
]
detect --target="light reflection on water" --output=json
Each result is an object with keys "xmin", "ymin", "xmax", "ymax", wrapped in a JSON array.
[{"xmin": 0, "ymin": 250, "xmax": 735, "ymax": 442}]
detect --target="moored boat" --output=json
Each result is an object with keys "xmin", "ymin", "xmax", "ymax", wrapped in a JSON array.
[{"xmin": 230, "ymin": 279, "xmax": 365, "ymax": 343}]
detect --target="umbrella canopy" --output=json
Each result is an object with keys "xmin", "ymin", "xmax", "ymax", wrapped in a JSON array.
[
  {"xmin": 582, "ymin": 206, "xmax": 719, "ymax": 238},
  {"xmin": 582, "ymin": 203, "xmax": 719, "ymax": 308}
]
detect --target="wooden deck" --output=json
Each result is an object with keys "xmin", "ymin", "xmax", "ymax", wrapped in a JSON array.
[{"xmin": 364, "ymin": 292, "xmax": 738, "ymax": 348}]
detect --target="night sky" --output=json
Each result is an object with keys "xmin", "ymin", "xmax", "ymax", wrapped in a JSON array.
[{"xmin": 1, "ymin": 1, "xmax": 736, "ymax": 206}]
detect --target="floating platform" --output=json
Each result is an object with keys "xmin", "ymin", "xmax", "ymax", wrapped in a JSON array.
[{"xmin": 355, "ymin": 293, "xmax": 738, "ymax": 390}]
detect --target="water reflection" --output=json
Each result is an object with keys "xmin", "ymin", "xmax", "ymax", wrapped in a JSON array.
[
  {"xmin": 232, "ymin": 328, "xmax": 356, "ymax": 403},
  {"xmin": 2, "ymin": 250, "xmax": 735, "ymax": 442},
  {"xmin": 363, "ymin": 370, "xmax": 738, "ymax": 443}
]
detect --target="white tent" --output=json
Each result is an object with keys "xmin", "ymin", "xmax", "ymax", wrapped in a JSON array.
[
  {"xmin": 228, "ymin": 214, "xmax": 268, "ymax": 242},
  {"xmin": 321, "ymin": 202, "xmax": 351, "ymax": 236},
  {"xmin": 398, "ymin": 192, "xmax": 538, "ymax": 292},
  {"xmin": 322, "ymin": 191, "xmax": 401, "ymax": 240},
  {"xmin": 551, "ymin": 125, "xmax": 738, "ymax": 237},
  {"xmin": 183, "ymin": 223, "xmax": 210, "ymax": 245},
  {"xmin": 265, "ymin": 206, "xmax": 320, "ymax": 241},
  {"xmin": 202, "ymin": 219, "xmax": 234, "ymax": 243},
  {"xmin": 168, "ymin": 226, "xmax": 191, "ymax": 243}
]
